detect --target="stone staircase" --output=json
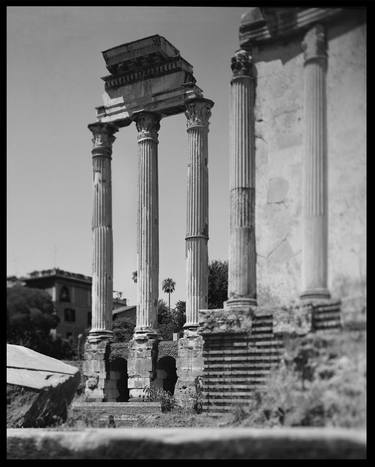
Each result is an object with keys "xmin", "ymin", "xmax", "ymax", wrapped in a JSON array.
[
  {"xmin": 201, "ymin": 313, "xmax": 284, "ymax": 416},
  {"xmin": 312, "ymin": 301, "xmax": 342, "ymax": 331}
]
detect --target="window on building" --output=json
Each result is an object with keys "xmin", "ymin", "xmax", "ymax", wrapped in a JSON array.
[
  {"xmin": 64, "ymin": 308, "xmax": 75, "ymax": 322},
  {"xmin": 88, "ymin": 312, "xmax": 92, "ymax": 327},
  {"xmin": 60, "ymin": 286, "xmax": 70, "ymax": 302}
]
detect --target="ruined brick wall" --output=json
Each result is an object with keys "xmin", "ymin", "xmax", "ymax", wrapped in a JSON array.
[{"xmin": 253, "ymin": 14, "xmax": 366, "ymax": 305}]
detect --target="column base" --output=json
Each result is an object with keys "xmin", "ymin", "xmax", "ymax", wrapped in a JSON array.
[
  {"xmin": 175, "ymin": 330, "xmax": 204, "ymax": 410},
  {"xmin": 127, "ymin": 333, "xmax": 159, "ymax": 400},
  {"xmin": 133, "ymin": 327, "xmax": 159, "ymax": 340},
  {"xmin": 83, "ymin": 339, "xmax": 117, "ymax": 402},
  {"xmin": 182, "ymin": 323, "xmax": 199, "ymax": 332},
  {"xmin": 224, "ymin": 297, "xmax": 257, "ymax": 312},
  {"xmin": 300, "ymin": 288, "xmax": 331, "ymax": 301},
  {"xmin": 299, "ymin": 296, "xmax": 342, "ymax": 332},
  {"xmin": 87, "ymin": 330, "xmax": 113, "ymax": 344}
]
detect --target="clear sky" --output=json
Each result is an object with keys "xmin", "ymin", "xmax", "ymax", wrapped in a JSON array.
[{"xmin": 7, "ymin": 6, "xmax": 248, "ymax": 307}]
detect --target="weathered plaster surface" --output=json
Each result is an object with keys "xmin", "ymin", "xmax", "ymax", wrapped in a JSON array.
[
  {"xmin": 254, "ymin": 19, "xmax": 365, "ymax": 305},
  {"xmin": 254, "ymin": 41, "xmax": 304, "ymax": 305},
  {"xmin": 326, "ymin": 21, "xmax": 366, "ymax": 300}
]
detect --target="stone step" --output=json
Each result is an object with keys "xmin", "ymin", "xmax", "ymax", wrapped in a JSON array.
[
  {"xmin": 206, "ymin": 352, "xmax": 281, "ymax": 357},
  {"xmin": 204, "ymin": 332, "xmax": 274, "ymax": 343},
  {"xmin": 204, "ymin": 339, "xmax": 274, "ymax": 348},
  {"xmin": 204, "ymin": 343, "xmax": 283, "ymax": 351},
  {"xmin": 314, "ymin": 302, "xmax": 341, "ymax": 312},
  {"xmin": 203, "ymin": 378, "xmax": 270, "ymax": 384},
  {"xmin": 203, "ymin": 345, "xmax": 283, "ymax": 356},
  {"xmin": 71, "ymin": 401, "xmax": 161, "ymax": 417},
  {"xmin": 202, "ymin": 399, "xmax": 256, "ymax": 406},
  {"xmin": 203, "ymin": 377, "xmax": 266, "ymax": 384},
  {"xmin": 203, "ymin": 366, "xmax": 278, "ymax": 375},
  {"xmin": 201, "ymin": 411, "xmax": 228, "ymax": 417},
  {"xmin": 204, "ymin": 359, "xmax": 280, "ymax": 368},
  {"xmin": 203, "ymin": 373, "xmax": 268, "ymax": 381},
  {"xmin": 203, "ymin": 391, "xmax": 265, "ymax": 399},
  {"xmin": 203, "ymin": 340, "xmax": 275, "ymax": 350},
  {"xmin": 313, "ymin": 314, "xmax": 341, "ymax": 323},
  {"xmin": 203, "ymin": 384, "xmax": 265, "ymax": 391},
  {"xmin": 204, "ymin": 350, "xmax": 282, "ymax": 359},
  {"xmin": 204, "ymin": 326, "xmax": 273, "ymax": 337},
  {"xmin": 313, "ymin": 320, "xmax": 341, "ymax": 329}
]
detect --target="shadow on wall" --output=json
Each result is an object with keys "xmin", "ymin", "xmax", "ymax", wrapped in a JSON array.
[
  {"xmin": 110, "ymin": 358, "xmax": 129, "ymax": 402},
  {"xmin": 153, "ymin": 356, "xmax": 178, "ymax": 395}
]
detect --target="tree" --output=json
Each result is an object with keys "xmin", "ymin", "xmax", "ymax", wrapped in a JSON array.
[
  {"xmin": 208, "ymin": 260, "xmax": 228, "ymax": 309},
  {"xmin": 7, "ymin": 285, "xmax": 73, "ymax": 359},
  {"xmin": 162, "ymin": 278, "xmax": 176, "ymax": 313},
  {"xmin": 174, "ymin": 300, "xmax": 186, "ymax": 331},
  {"xmin": 112, "ymin": 317, "xmax": 136, "ymax": 343},
  {"xmin": 131, "ymin": 271, "xmax": 137, "ymax": 284},
  {"xmin": 157, "ymin": 299, "xmax": 174, "ymax": 340}
]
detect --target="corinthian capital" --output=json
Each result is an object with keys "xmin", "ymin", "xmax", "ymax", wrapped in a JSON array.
[
  {"xmin": 231, "ymin": 49, "xmax": 253, "ymax": 77},
  {"xmin": 88, "ymin": 122, "xmax": 118, "ymax": 156},
  {"xmin": 185, "ymin": 98, "xmax": 214, "ymax": 130},
  {"xmin": 134, "ymin": 112, "xmax": 161, "ymax": 142},
  {"xmin": 302, "ymin": 24, "xmax": 327, "ymax": 64}
]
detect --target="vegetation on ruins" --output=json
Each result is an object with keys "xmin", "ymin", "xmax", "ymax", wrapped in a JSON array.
[
  {"xmin": 230, "ymin": 330, "xmax": 366, "ymax": 429},
  {"xmin": 157, "ymin": 299, "xmax": 185, "ymax": 340},
  {"xmin": 7, "ymin": 285, "xmax": 74, "ymax": 359},
  {"xmin": 208, "ymin": 260, "xmax": 228, "ymax": 308},
  {"xmin": 162, "ymin": 277, "xmax": 176, "ymax": 313},
  {"xmin": 112, "ymin": 317, "xmax": 136, "ymax": 343}
]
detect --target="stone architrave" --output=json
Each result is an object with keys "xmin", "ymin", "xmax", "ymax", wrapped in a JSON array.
[
  {"xmin": 300, "ymin": 25, "xmax": 331, "ymax": 300},
  {"xmin": 184, "ymin": 97, "xmax": 214, "ymax": 330},
  {"xmin": 225, "ymin": 49, "xmax": 257, "ymax": 311},
  {"xmin": 87, "ymin": 122, "xmax": 118, "ymax": 341}
]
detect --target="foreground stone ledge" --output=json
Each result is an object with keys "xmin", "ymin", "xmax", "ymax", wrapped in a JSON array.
[{"xmin": 7, "ymin": 427, "xmax": 366, "ymax": 459}]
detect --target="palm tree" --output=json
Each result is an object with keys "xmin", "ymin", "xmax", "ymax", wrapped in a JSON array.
[
  {"xmin": 162, "ymin": 278, "xmax": 176, "ymax": 314},
  {"xmin": 131, "ymin": 271, "xmax": 137, "ymax": 284}
]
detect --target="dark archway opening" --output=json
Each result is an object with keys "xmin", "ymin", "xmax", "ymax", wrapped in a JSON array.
[
  {"xmin": 110, "ymin": 357, "xmax": 129, "ymax": 402},
  {"xmin": 156, "ymin": 356, "xmax": 178, "ymax": 395}
]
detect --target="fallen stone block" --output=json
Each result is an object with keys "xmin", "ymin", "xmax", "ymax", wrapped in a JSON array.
[{"xmin": 7, "ymin": 344, "xmax": 80, "ymax": 428}]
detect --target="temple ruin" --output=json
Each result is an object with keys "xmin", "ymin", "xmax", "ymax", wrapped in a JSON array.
[{"xmin": 81, "ymin": 7, "xmax": 366, "ymax": 416}]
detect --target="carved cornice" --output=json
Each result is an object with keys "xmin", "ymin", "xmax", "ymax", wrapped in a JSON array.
[
  {"xmin": 185, "ymin": 98, "xmax": 214, "ymax": 130},
  {"xmin": 102, "ymin": 57, "xmax": 196, "ymax": 91},
  {"xmin": 239, "ymin": 7, "xmax": 347, "ymax": 50},
  {"xmin": 302, "ymin": 24, "xmax": 327, "ymax": 64},
  {"xmin": 231, "ymin": 49, "xmax": 253, "ymax": 78},
  {"xmin": 134, "ymin": 112, "xmax": 161, "ymax": 142},
  {"xmin": 88, "ymin": 122, "xmax": 118, "ymax": 157}
]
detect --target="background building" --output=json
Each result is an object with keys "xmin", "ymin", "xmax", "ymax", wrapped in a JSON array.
[{"xmin": 16, "ymin": 268, "xmax": 129, "ymax": 344}]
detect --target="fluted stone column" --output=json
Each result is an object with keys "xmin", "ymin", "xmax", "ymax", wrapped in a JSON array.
[
  {"xmin": 128, "ymin": 112, "xmax": 161, "ymax": 400},
  {"xmin": 300, "ymin": 25, "xmax": 330, "ymax": 300},
  {"xmin": 184, "ymin": 98, "xmax": 214, "ymax": 330},
  {"xmin": 175, "ymin": 98, "xmax": 213, "ymax": 404},
  {"xmin": 84, "ymin": 122, "xmax": 118, "ymax": 402},
  {"xmin": 88, "ymin": 122, "xmax": 118, "ymax": 342},
  {"xmin": 134, "ymin": 111, "xmax": 161, "ymax": 335},
  {"xmin": 225, "ymin": 49, "xmax": 257, "ymax": 311}
]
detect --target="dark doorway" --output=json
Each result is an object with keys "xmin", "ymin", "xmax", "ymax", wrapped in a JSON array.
[
  {"xmin": 157, "ymin": 356, "xmax": 178, "ymax": 395},
  {"xmin": 110, "ymin": 358, "xmax": 129, "ymax": 402}
]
